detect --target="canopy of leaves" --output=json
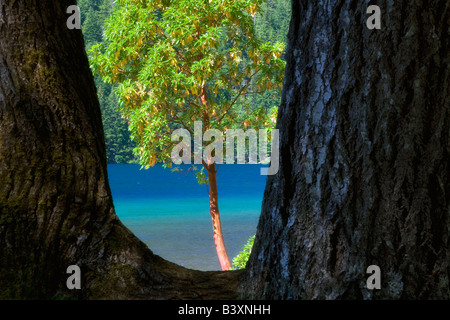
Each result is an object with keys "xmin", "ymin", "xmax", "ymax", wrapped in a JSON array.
[{"xmin": 90, "ymin": 0, "xmax": 286, "ymax": 169}]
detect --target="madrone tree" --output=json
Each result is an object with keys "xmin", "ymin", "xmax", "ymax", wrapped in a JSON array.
[{"xmin": 91, "ymin": 0, "xmax": 285, "ymax": 270}]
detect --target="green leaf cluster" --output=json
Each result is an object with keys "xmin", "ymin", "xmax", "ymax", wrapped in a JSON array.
[
  {"xmin": 80, "ymin": 0, "xmax": 291, "ymax": 165},
  {"xmin": 89, "ymin": 0, "xmax": 286, "ymax": 170},
  {"xmin": 230, "ymin": 235, "xmax": 255, "ymax": 270}
]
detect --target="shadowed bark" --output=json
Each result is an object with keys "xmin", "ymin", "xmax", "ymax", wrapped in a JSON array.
[
  {"xmin": 0, "ymin": 0, "xmax": 241, "ymax": 299},
  {"xmin": 241, "ymin": 0, "xmax": 449, "ymax": 299}
]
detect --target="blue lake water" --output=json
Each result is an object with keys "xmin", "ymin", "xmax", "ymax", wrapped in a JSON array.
[{"xmin": 107, "ymin": 164, "xmax": 267, "ymax": 271}]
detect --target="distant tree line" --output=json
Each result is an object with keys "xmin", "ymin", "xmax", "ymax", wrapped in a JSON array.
[{"xmin": 79, "ymin": 0, "xmax": 291, "ymax": 164}]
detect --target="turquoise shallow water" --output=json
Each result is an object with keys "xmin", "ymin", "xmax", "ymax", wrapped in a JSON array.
[{"xmin": 107, "ymin": 164, "xmax": 267, "ymax": 271}]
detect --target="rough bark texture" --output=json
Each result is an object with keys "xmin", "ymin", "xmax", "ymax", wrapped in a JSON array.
[
  {"xmin": 242, "ymin": 0, "xmax": 449, "ymax": 299},
  {"xmin": 0, "ymin": 0, "xmax": 241, "ymax": 299}
]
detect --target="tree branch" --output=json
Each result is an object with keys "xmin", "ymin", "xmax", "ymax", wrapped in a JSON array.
[
  {"xmin": 171, "ymin": 117, "xmax": 193, "ymax": 135},
  {"xmin": 153, "ymin": 23, "xmax": 193, "ymax": 77},
  {"xmin": 217, "ymin": 67, "xmax": 261, "ymax": 124}
]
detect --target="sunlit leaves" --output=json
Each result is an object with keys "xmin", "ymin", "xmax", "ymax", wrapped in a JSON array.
[{"xmin": 90, "ymin": 0, "xmax": 286, "ymax": 170}]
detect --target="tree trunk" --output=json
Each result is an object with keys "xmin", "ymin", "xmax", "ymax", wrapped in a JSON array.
[
  {"xmin": 241, "ymin": 0, "xmax": 449, "ymax": 299},
  {"xmin": 206, "ymin": 163, "xmax": 232, "ymax": 271},
  {"xmin": 0, "ymin": 0, "xmax": 241, "ymax": 299}
]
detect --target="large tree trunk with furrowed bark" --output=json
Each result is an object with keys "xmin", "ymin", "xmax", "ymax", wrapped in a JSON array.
[
  {"xmin": 0, "ymin": 0, "xmax": 241, "ymax": 299},
  {"xmin": 241, "ymin": 0, "xmax": 449, "ymax": 299}
]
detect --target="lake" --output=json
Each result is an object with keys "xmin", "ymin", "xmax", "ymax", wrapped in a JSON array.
[{"xmin": 107, "ymin": 163, "xmax": 267, "ymax": 271}]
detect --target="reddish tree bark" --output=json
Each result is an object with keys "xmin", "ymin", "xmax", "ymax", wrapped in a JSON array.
[{"xmin": 206, "ymin": 163, "xmax": 232, "ymax": 271}]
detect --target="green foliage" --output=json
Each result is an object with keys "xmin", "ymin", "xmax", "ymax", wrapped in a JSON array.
[
  {"xmin": 80, "ymin": 0, "xmax": 291, "ymax": 164},
  {"xmin": 194, "ymin": 166, "xmax": 208, "ymax": 185},
  {"xmin": 89, "ymin": 0, "xmax": 286, "ymax": 170},
  {"xmin": 79, "ymin": 0, "xmax": 138, "ymax": 164},
  {"xmin": 230, "ymin": 235, "xmax": 255, "ymax": 270},
  {"xmin": 171, "ymin": 165, "xmax": 208, "ymax": 185},
  {"xmin": 255, "ymin": 0, "xmax": 291, "ymax": 45},
  {"xmin": 247, "ymin": 0, "xmax": 291, "ymax": 113},
  {"xmin": 100, "ymin": 85, "xmax": 138, "ymax": 163},
  {"xmin": 79, "ymin": 0, "xmax": 113, "ymax": 50}
]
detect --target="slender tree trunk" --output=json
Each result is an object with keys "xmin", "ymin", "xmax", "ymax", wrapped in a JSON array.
[
  {"xmin": 0, "ymin": 0, "xmax": 241, "ymax": 299},
  {"xmin": 206, "ymin": 163, "xmax": 232, "ymax": 271},
  {"xmin": 241, "ymin": 0, "xmax": 449, "ymax": 299}
]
